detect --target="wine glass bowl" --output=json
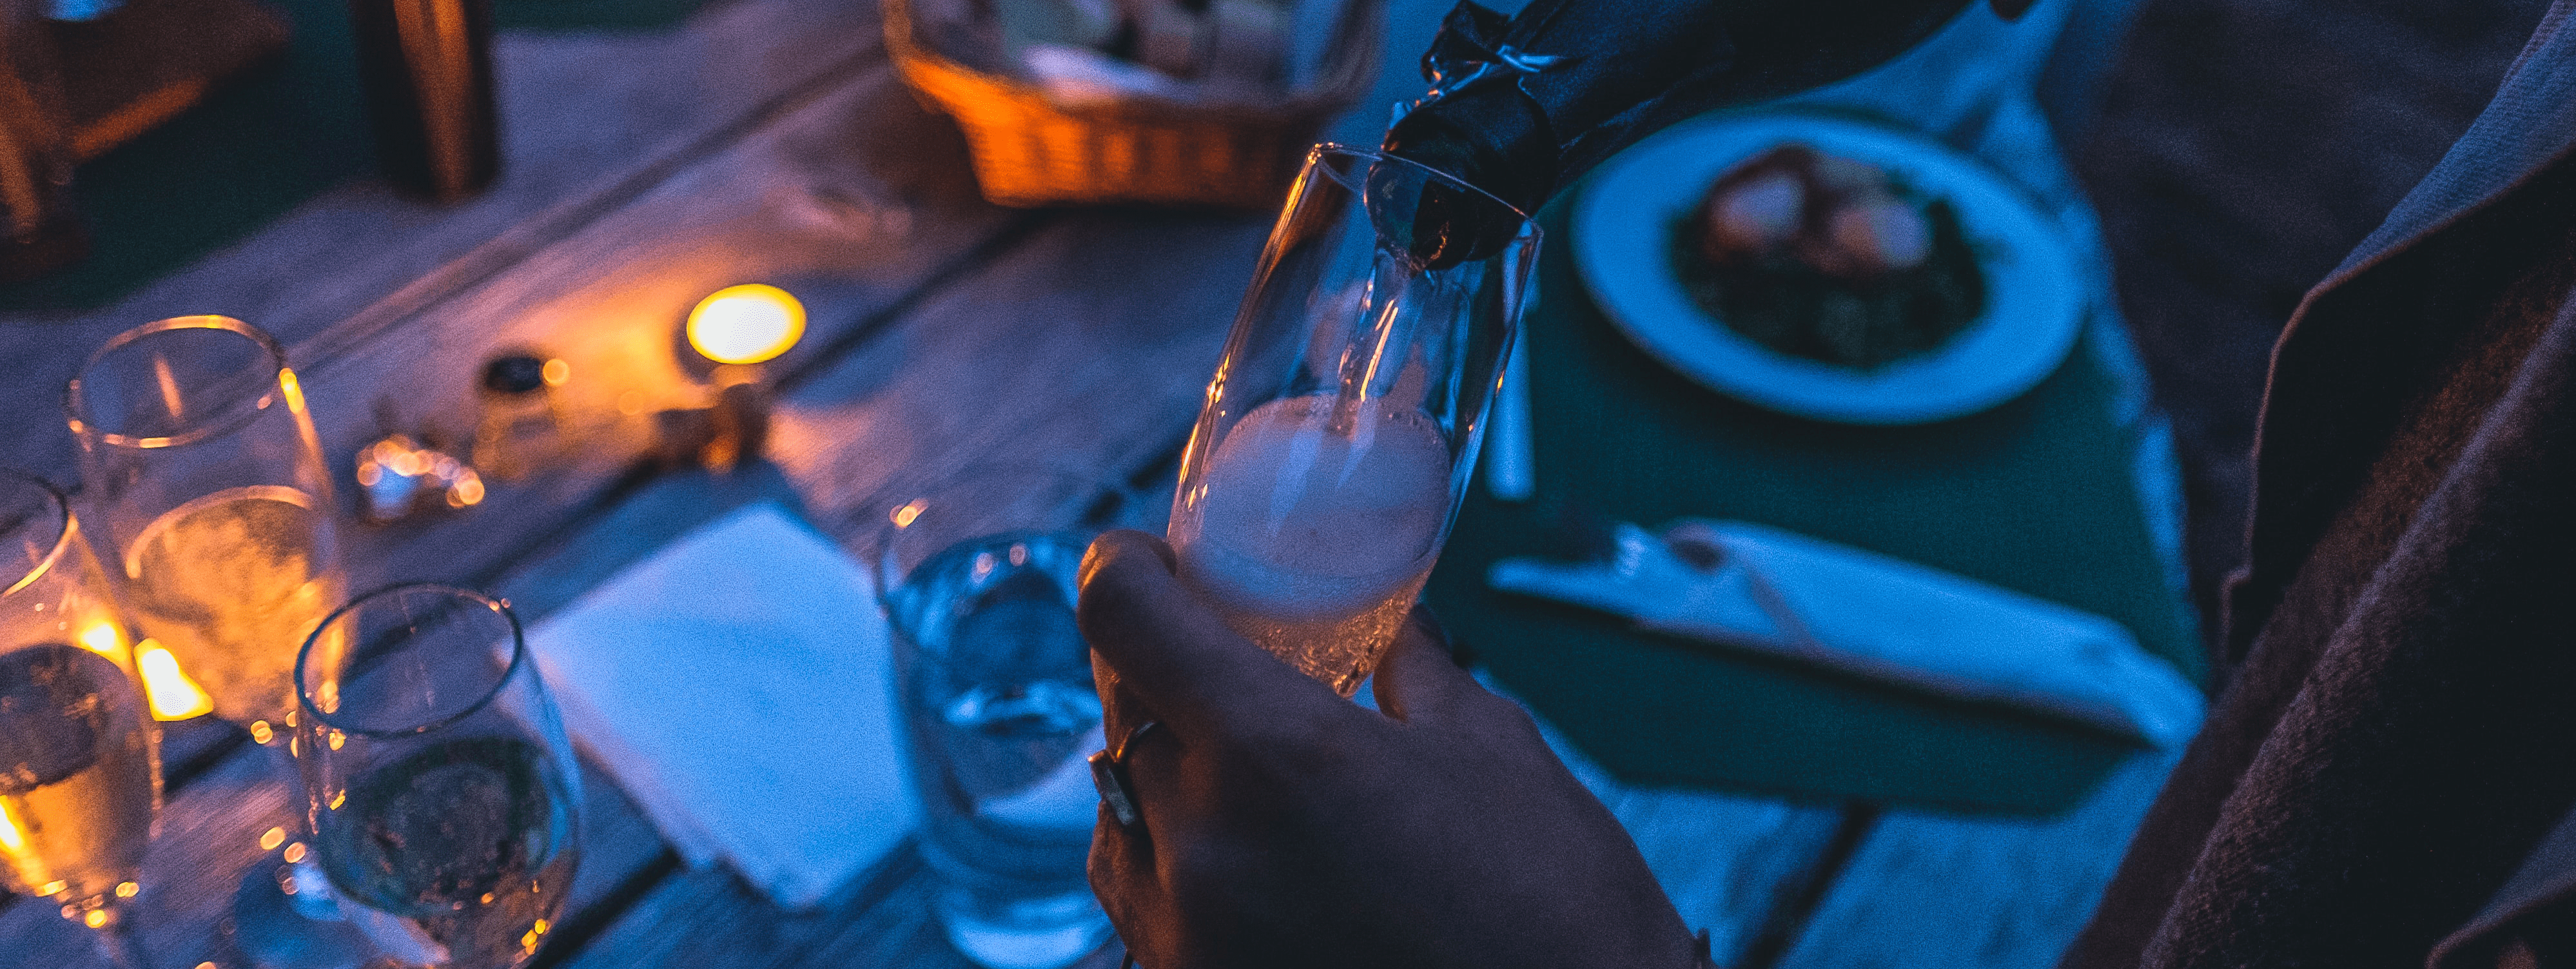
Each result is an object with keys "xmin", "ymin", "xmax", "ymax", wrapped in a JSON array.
[
  {"xmin": 0, "ymin": 467, "xmax": 161, "ymax": 963},
  {"xmin": 1167, "ymin": 146, "xmax": 1539, "ymax": 696},
  {"xmin": 295, "ymin": 584, "xmax": 582, "ymax": 969},
  {"xmin": 66, "ymin": 315, "xmax": 344, "ymax": 735}
]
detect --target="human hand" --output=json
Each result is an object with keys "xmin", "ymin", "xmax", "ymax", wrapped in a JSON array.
[{"xmin": 1076, "ymin": 530, "xmax": 1697, "ymax": 969}]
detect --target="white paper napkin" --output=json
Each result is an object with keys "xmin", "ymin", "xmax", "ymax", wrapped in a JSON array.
[
  {"xmin": 1488, "ymin": 520, "xmax": 2204, "ymax": 747},
  {"xmin": 525, "ymin": 503, "xmax": 914, "ymax": 910}
]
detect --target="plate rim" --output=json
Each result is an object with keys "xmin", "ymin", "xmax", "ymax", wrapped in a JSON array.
[{"xmin": 1572, "ymin": 110, "xmax": 2087, "ymax": 426}]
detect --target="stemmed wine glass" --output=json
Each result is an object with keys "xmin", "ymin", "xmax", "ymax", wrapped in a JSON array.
[
  {"xmin": 294, "ymin": 584, "xmax": 582, "ymax": 969},
  {"xmin": 0, "ymin": 467, "xmax": 161, "ymax": 968},
  {"xmin": 64, "ymin": 315, "xmax": 354, "ymax": 966},
  {"xmin": 1164, "ymin": 145, "xmax": 1539, "ymax": 696}
]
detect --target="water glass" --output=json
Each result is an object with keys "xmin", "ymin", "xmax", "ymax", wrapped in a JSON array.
[
  {"xmin": 295, "ymin": 585, "xmax": 582, "ymax": 969},
  {"xmin": 66, "ymin": 315, "xmax": 346, "ymax": 736},
  {"xmin": 1168, "ymin": 145, "xmax": 1539, "ymax": 696},
  {"xmin": 873, "ymin": 471, "xmax": 1118, "ymax": 969},
  {"xmin": 0, "ymin": 467, "xmax": 158, "ymax": 966}
]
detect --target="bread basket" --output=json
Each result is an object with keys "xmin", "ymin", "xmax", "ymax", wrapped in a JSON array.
[{"xmin": 883, "ymin": 0, "xmax": 1383, "ymax": 210}]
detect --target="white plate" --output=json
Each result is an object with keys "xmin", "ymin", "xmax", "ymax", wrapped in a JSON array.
[{"xmin": 1573, "ymin": 112, "xmax": 2085, "ymax": 425}]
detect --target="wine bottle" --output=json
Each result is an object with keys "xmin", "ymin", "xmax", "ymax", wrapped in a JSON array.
[
  {"xmin": 349, "ymin": 0, "xmax": 500, "ymax": 202},
  {"xmin": 1380, "ymin": 0, "xmax": 2001, "ymax": 264}
]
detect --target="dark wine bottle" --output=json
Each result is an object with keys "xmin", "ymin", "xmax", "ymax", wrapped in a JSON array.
[
  {"xmin": 1380, "ymin": 0, "xmax": 2000, "ymax": 265},
  {"xmin": 349, "ymin": 0, "xmax": 500, "ymax": 202},
  {"xmin": 0, "ymin": 0, "xmax": 84, "ymax": 280}
]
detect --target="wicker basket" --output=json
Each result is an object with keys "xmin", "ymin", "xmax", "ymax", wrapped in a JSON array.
[{"xmin": 884, "ymin": 0, "xmax": 1382, "ymax": 210}]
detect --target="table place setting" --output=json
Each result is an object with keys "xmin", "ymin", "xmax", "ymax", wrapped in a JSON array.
[{"xmin": 0, "ymin": 0, "xmax": 2234, "ymax": 966}]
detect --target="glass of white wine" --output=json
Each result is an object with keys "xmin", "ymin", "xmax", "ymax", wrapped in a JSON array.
[
  {"xmin": 295, "ymin": 584, "xmax": 582, "ymax": 969},
  {"xmin": 1166, "ymin": 146, "xmax": 1539, "ymax": 696},
  {"xmin": 65, "ymin": 315, "xmax": 345, "ymax": 737},
  {"xmin": 66, "ymin": 315, "xmax": 353, "ymax": 967},
  {"xmin": 0, "ymin": 467, "xmax": 160, "ymax": 967}
]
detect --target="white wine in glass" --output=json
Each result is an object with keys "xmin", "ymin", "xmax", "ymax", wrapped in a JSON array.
[
  {"xmin": 68, "ymin": 315, "xmax": 355, "ymax": 969},
  {"xmin": 67, "ymin": 315, "xmax": 346, "ymax": 735},
  {"xmin": 0, "ymin": 467, "xmax": 161, "ymax": 968},
  {"xmin": 120, "ymin": 485, "xmax": 340, "ymax": 730}
]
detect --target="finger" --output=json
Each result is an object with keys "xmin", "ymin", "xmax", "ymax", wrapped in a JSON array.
[
  {"xmin": 1093, "ymin": 657, "xmax": 1154, "ymax": 759},
  {"xmin": 1089, "ymin": 807, "xmax": 1163, "ymax": 961},
  {"xmin": 1370, "ymin": 605, "xmax": 1488, "ymax": 723},
  {"xmin": 1112, "ymin": 711, "xmax": 1191, "ymax": 837},
  {"xmin": 1077, "ymin": 529, "xmax": 1341, "ymax": 736},
  {"xmin": 1988, "ymin": 0, "xmax": 2033, "ymax": 19}
]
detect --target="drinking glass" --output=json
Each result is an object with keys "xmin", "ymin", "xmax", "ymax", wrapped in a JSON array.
[
  {"xmin": 1167, "ymin": 145, "xmax": 1539, "ymax": 696},
  {"xmin": 66, "ymin": 314, "xmax": 355, "ymax": 966},
  {"xmin": 64, "ymin": 314, "xmax": 345, "ymax": 738},
  {"xmin": 873, "ymin": 471, "xmax": 1119, "ymax": 969},
  {"xmin": 0, "ymin": 467, "xmax": 159, "ymax": 967},
  {"xmin": 295, "ymin": 585, "xmax": 581, "ymax": 969}
]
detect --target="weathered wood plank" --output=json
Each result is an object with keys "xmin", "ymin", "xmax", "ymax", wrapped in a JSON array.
[
  {"xmin": 1501, "ymin": 679, "xmax": 1846, "ymax": 966},
  {"xmin": 763, "ymin": 210, "xmax": 1267, "ymax": 536},
  {"xmin": 311, "ymin": 58, "xmax": 1009, "ymax": 595},
  {"xmin": 1612, "ymin": 788, "xmax": 1847, "ymax": 964},
  {"xmin": 563, "ymin": 842, "xmax": 1129, "ymax": 969},
  {"xmin": 1775, "ymin": 748, "xmax": 2179, "ymax": 969}
]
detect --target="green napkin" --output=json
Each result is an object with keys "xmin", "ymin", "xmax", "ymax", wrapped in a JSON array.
[{"xmin": 1423, "ymin": 199, "xmax": 2203, "ymax": 816}]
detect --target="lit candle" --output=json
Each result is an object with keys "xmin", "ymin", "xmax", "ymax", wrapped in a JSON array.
[
  {"xmin": 687, "ymin": 284, "xmax": 806, "ymax": 367},
  {"xmin": 668, "ymin": 284, "xmax": 806, "ymax": 469}
]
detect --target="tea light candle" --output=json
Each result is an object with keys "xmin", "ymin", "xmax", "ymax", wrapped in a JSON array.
[
  {"xmin": 687, "ymin": 284, "xmax": 806, "ymax": 366},
  {"xmin": 665, "ymin": 284, "xmax": 805, "ymax": 470}
]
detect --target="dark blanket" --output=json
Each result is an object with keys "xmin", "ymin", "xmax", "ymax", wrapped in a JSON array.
[{"xmin": 2058, "ymin": 3, "xmax": 2576, "ymax": 967}]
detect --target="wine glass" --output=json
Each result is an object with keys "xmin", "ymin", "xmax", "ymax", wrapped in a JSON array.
[
  {"xmin": 1165, "ymin": 145, "xmax": 1539, "ymax": 696},
  {"xmin": 64, "ymin": 315, "xmax": 346, "ymax": 739},
  {"xmin": 0, "ymin": 467, "xmax": 161, "ymax": 968},
  {"xmin": 64, "ymin": 315, "xmax": 355, "ymax": 966},
  {"xmin": 295, "ymin": 584, "xmax": 582, "ymax": 969}
]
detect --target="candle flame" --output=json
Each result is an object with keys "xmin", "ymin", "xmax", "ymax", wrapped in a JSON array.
[
  {"xmin": 136, "ymin": 641, "xmax": 213, "ymax": 720},
  {"xmin": 687, "ymin": 284, "xmax": 806, "ymax": 365},
  {"xmin": 0, "ymin": 799, "xmax": 25, "ymax": 852},
  {"xmin": 77, "ymin": 622, "xmax": 122, "ymax": 659}
]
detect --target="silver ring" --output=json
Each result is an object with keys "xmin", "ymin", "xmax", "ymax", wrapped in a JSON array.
[{"xmin": 1089, "ymin": 719, "xmax": 1161, "ymax": 829}]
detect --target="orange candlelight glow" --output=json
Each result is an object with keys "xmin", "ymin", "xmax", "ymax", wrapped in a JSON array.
[
  {"xmin": 135, "ymin": 640, "xmax": 214, "ymax": 720},
  {"xmin": 687, "ymin": 284, "xmax": 806, "ymax": 365},
  {"xmin": 0, "ymin": 799, "xmax": 25, "ymax": 854},
  {"xmin": 77, "ymin": 622, "xmax": 122, "ymax": 659}
]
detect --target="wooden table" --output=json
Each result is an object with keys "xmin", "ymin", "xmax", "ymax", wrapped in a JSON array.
[{"xmin": 0, "ymin": 0, "xmax": 2179, "ymax": 964}]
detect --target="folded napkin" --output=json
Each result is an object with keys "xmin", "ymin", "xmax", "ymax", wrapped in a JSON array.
[
  {"xmin": 1488, "ymin": 520, "xmax": 2204, "ymax": 747},
  {"xmin": 525, "ymin": 504, "xmax": 913, "ymax": 910}
]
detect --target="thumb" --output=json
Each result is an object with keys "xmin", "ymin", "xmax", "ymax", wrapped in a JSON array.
[{"xmin": 1369, "ymin": 606, "xmax": 1487, "ymax": 723}]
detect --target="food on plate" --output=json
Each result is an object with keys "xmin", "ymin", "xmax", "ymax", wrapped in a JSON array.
[{"xmin": 1673, "ymin": 143, "xmax": 1986, "ymax": 369}]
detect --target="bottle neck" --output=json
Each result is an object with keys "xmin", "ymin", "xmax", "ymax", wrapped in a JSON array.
[{"xmin": 1383, "ymin": 0, "xmax": 1984, "ymax": 219}]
